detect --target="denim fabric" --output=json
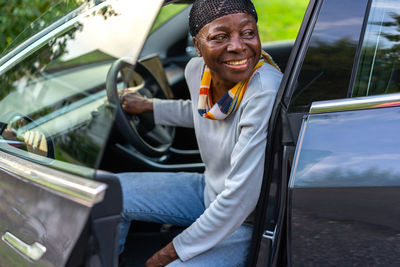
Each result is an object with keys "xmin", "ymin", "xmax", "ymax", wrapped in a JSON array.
[
  {"xmin": 167, "ymin": 224, "xmax": 253, "ymax": 267},
  {"xmin": 117, "ymin": 172, "xmax": 253, "ymax": 266}
]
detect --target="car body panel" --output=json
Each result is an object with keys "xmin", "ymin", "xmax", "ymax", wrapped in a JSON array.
[
  {"xmin": 0, "ymin": 150, "xmax": 106, "ymax": 266},
  {"xmin": 252, "ymin": 0, "xmax": 373, "ymax": 264},
  {"xmin": 289, "ymin": 100, "xmax": 400, "ymax": 266}
]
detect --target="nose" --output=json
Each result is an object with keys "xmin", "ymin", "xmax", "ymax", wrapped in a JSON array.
[{"xmin": 227, "ymin": 34, "xmax": 245, "ymax": 53}]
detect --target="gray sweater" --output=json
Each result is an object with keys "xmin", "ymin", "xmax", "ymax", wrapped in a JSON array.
[{"xmin": 153, "ymin": 57, "xmax": 282, "ymax": 261}]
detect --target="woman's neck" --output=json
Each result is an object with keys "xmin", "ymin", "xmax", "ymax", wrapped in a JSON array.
[{"xmin": 210, "ymin": 79, "xmax": 235, "ymax": 105}]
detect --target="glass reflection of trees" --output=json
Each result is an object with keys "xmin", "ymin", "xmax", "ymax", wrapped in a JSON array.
[
  {"xmin": 289, "ymin": 38, "xmax": 357, "ymax": 112},
  {"xmin": 353, "ymin": 12, "xmax": 400, "ymax": 97},
  {"xmin": 0, "ymin": 4, "xmax": 118, "ymax": 171}
]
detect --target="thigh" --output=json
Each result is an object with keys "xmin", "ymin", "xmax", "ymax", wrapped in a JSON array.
[
  {"xmin": 117, "ymin": 172, "xmax": 205, "ymax": 226},
  {"xmin": 167, "ymin": 225, "xmax": 253, "ymax": 267}
]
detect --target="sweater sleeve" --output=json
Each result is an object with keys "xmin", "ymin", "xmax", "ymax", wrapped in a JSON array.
[
  {"xmin": 172, "ymin": 70, "xmax": 282, "ymax": 261},
  {"xmin": 152, "ymin": 57, "xmax": 202, "ymax": 128},
  {"xmin": 153, "ymin": 98, "xmax": 194, "ymax": 128}
]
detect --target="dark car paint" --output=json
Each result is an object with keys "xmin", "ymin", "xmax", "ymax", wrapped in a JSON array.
[
  {"xmin": 66, "ymin": 171, "xmax": 122, "ymax": 267},
  {"xmin": 289, "ymin": 106, "xmax": 400, "ymax": 266},
  {"xmin": 250, "ymin": 0, "xmax": 400, "ymax": 266},
  {"xmin": 0, "ymin": 152, "xmax": 95, "ymax": 266}
]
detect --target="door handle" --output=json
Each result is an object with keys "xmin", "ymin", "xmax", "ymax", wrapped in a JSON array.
[{"xmin": 2, "ymin": 231, "xmax": 46, "ymax": 261}]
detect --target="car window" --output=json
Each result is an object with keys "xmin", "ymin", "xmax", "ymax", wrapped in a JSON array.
[
  {"xmin": 352, "ymin": 0, "xmax": 400, "ymax": 97},
  {"xmin": 287, "ymin": 0, "xmax": 369, "ymax": 113},
  {"xmin": 0, "ymin": 29, "xmax": 114, "ymax": 177},
  {"xmin": 0, "ymin": 0, "xmax": 154, "ymax": 178},
  {"xmin": 1, "ymin": 0, "xmax": 87, "ymax": 56}
]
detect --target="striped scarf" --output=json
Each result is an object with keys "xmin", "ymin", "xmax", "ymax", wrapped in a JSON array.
[{"xmin": 197, "ymin": 51, "xmax": 280, "ymax": 120}]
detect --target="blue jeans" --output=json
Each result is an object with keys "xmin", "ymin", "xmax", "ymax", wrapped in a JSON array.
[{"xmin": 117, "ymin": 172, "xmax": 253, "ymax": 267}]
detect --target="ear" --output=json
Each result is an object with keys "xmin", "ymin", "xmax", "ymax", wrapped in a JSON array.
[{"xmin": 192, "ymin": 36, "xmax": 202, "ymax": 57}]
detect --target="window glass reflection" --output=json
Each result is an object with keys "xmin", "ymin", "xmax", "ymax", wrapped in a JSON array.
[
  {"xmin": 0, "ymin": 1, "xmax": 147, "ymax": 176},
  {"xmin": 352, "ymin": 0, "xmax": 400, "ymax": 97},
  {"xmin": 288, "ymin": 0, "xmax": 368, "ymax": 112}
]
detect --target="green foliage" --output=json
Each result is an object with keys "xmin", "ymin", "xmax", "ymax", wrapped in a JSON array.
[
  {"xmin": 253, "ymin": 0, "xmax": 309, "ymax": 42},
  {"xmin": 0, "ymin": 0, "xmax": 86, "ymax": 55},
  {"xmin": 0, "ymin": 0, "xmax": 53, "ymax": 54}
]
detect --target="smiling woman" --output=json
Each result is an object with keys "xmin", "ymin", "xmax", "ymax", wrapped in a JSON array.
[
  {"xmin": 118, "ymin": 0, "xmax": 283, "ymax": 266},
  {"xmin": 192, "ymin": 13, "xmax": 262, "ymax": 97}
]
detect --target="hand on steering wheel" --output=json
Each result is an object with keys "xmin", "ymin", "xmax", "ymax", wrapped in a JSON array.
[
  {"xmin": 121, "ymin": 91, "xmax": 153, "ymax": 115},
  {"xmin": 106, "ymin": 58, "xmax": 175, "ymax": 157}
]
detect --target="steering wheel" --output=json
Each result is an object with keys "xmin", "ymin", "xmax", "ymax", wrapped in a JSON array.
[{"xmin": 106, "ymin": 58, "xmax": 175, "ymax": 157}]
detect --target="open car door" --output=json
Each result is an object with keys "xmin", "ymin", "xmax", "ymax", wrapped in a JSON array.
[
  {"xmin": 0, "ymin": 0, "xmax": 163, "ymax": 266},
  {"xmin": 249, "ymin": 0, "xmax": 400, "ymax": 265}
]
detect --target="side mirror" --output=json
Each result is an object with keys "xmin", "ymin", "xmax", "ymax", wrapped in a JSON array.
[{"xmin": 0, "ymin": 114, "xmax": 55, "ymax": 158}]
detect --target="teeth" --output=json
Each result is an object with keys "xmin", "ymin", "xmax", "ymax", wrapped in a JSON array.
[{"xmin": 227, "ymin": 59, "xmax": 247, "ymax": 65}]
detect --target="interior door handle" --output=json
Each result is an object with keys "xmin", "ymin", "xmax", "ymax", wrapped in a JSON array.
[{"xmin": 2, "ymin": 231, "xmax": 46, "ymax": 261}]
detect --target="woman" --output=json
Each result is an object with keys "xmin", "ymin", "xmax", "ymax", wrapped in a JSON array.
[{"xmin": 118, "ymin": 0, "xmax": 282, "ymax": 266}]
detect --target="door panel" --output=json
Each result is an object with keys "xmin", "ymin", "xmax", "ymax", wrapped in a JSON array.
[
  {"xmin": 0, "ymin": 150, "xmax": 106, "ymax": 266},
  {"xmin": 0, "ymin": 0, "xmax": 167, "ymax": 266},
  {"xmin": 288, "ymin": 104, "xmax": 400, "ymax": 266}
]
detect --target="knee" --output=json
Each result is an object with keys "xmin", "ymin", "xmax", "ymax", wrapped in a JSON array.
[{"xmin": 120, "ymin": 209, "xmax": 129, "ymax": 222}]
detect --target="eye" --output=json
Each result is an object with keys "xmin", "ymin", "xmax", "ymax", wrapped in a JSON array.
[
  {"xmin": 210, "ymin": 34, "xmax": 227, "ymax": 41},
  {"xmin": 242, "ymin": 30, "xmax": 255, "ymax": 38}
]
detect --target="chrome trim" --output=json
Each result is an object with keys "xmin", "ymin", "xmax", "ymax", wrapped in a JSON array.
[
  {"xmin": 310, "ymin": 93, "xmax": 400, "ymax": 114},
  {"xmin": 288, "ymin": 116, "xmax": 308, "ymax": 189},
  {"xmin": 262, "ymin": 230, "xmax": 276, "ymax": 241},
  {"xmin": 0, "ymin": 150, "xmax": 106, "ymax": 207},
  {"xmin": 2, "ymin": 232, "xmax": 46, "ymax": 261},
  {"xmin": 0, "ymin": 0, "xmax": 112, "ymax": 76}
]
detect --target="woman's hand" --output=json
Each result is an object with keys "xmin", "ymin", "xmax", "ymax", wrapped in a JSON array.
[
  {"xmin": 121, "ymin": 89, "xmax": 154, "ymax": 115},
  {"xmin": 145, "ymin": 242, "xmax": 178, "ymax": 267}
]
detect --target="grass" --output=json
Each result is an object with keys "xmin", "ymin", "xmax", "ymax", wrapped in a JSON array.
[{"xmin": 253, "ymin": 0, "xmax": 310, "ymax": 42}]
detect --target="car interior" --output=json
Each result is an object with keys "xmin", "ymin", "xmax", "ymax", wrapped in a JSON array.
[{"xmin": 95, "ymin": 4, "xmax": 294, "ymax": 266}]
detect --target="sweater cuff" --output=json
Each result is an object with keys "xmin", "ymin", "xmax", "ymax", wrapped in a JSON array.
[
  {"xmin": 172, "ymin": 234, "xmax": 191, "ymax": 262},
  {"xmin": 152, "ymin": 98, "xmax": 163, "ymax": 125}
]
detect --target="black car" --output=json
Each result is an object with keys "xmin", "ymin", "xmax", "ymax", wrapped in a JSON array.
[{"xmin": 0, "ymin": 0, "xmax": 399, "ymax": 266}]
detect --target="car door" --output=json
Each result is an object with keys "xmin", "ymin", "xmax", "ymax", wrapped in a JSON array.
[
  {"xmin": 248, "ymin": 0, "xmax": 400, "ymax": 266},
  {"xmin": 0, "ymin": 0, "xmax": 163, "ymax": 266},
  {"xmin": 286, "ymin": 0, "xmax": 400, "ymax": 266}
]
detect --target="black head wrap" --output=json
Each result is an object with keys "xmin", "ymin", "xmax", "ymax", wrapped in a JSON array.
[{"xmin": 189, "ymin": 0, "xmax": 258, "ymax": 37}]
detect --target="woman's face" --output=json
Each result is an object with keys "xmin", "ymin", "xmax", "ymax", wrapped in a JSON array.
[{"xmin": 193, "ymin": 12, "xmax": 261, "ymax": 89}]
